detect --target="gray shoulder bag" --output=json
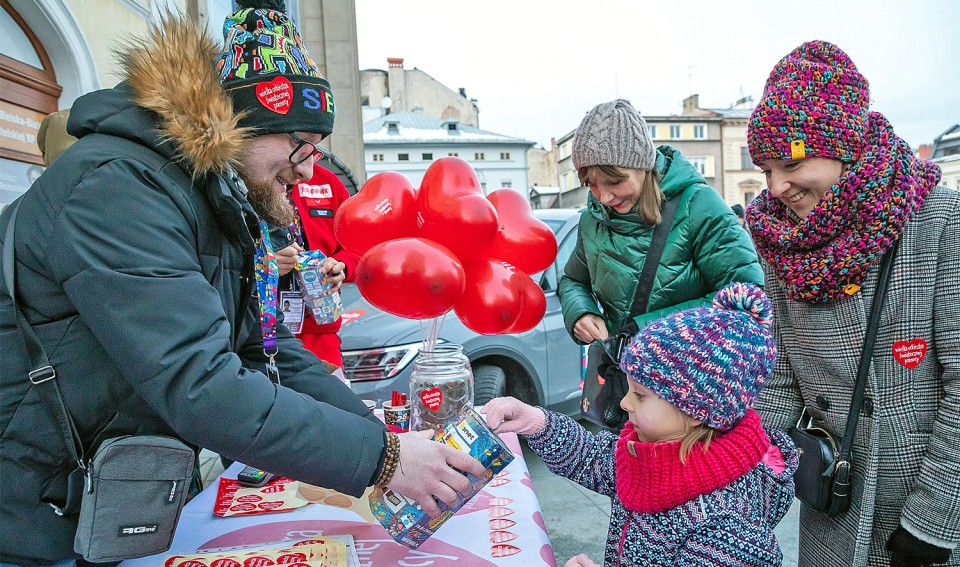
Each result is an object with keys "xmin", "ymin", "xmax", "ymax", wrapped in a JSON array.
[{"xmin": 3, "ymin": 197, "xmax": 195, "ymax": 562}]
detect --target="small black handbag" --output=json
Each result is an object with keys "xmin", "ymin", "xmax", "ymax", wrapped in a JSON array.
[
  {"xmin": 787, "ymin": 240, "xmax": 899, "ymax": 517},
  {"xmin": 580, "ymin": 194, "xmax": 680, "ymax": 429}
]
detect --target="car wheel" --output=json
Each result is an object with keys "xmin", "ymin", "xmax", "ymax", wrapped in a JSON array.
[{"xmin": 473, "ymin": 364, "xmax": 506, "ymax": 406}]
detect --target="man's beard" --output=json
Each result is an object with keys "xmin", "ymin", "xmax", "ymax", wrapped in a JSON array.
[{"xmin": 237, "ymin": 167, "xmax": 295, "ymax": 228}]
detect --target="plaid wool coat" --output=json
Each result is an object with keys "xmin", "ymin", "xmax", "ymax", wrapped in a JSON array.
[{"xmin": 755, "ymin": 185, "xmax": 960, "ymax": 566}]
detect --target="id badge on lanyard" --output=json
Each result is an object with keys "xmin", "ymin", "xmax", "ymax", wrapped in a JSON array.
[{"xmin": 280, "ymin": 290, "xmax": 305, "ymax": 334}]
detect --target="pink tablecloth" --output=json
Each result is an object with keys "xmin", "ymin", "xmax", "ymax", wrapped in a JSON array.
[{"xmin": 120, "ymin": 432, "xmax": 555, "ymax": 567}]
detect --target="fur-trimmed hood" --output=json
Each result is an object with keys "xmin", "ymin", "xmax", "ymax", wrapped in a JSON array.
[{"xmin": 69, "ymin": 13, "xmax": 250, "ymax": 175}]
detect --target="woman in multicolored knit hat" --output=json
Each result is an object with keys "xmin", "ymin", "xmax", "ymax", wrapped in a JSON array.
[
  {"xmin": 746, "ymin": 40, "xmax": 959, "ymax": 567},
  {"xmin": 486, "ymin": 282, "xmax": 798, "ymax": 567}
]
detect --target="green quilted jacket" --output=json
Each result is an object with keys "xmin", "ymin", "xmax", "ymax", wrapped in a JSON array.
[{"xmin": 559, "ymin": 146, "xmax": 763, "ymax": 340}]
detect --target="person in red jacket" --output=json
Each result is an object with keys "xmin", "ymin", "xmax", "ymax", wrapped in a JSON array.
[{"xmin": 276, "ymin": 163, "xmax": 360, "ymax": 367}]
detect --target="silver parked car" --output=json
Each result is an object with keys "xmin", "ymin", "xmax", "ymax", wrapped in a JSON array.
[{"xmin": 340, "ymin": 208, "xmax": 583, "ymax": 414}]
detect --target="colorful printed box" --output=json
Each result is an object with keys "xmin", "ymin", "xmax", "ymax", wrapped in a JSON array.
[
  {"xmin": 369, "ymin": 406, "xmax": 514, "ymax": 548},
  {"xmin": 295, "ymin": 259, "xmax": 342, "ymax": 325}
]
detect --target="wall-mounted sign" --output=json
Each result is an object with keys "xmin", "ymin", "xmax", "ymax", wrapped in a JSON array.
[{"xmin": 0, "ymin": 100, "xmax": 44, "ymax": 159}]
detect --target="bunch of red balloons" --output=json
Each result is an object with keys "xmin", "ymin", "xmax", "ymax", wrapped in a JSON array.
[{"xmin": 334, "ymin": 157, "xmax": 558, "ymax": 335}]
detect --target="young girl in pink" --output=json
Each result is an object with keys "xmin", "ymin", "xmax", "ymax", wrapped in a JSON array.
[{"xmin": 485, "ymin": 282, "xmax": 797, "ymax": 566}]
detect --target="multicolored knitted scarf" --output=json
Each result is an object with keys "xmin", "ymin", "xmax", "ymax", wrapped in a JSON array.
[{"xmin": 746, "ymin": 112, "xmax": 940, "ymax": 303}]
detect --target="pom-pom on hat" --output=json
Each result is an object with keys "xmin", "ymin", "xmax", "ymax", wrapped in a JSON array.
[
  {"xmin": 748, "ymin": 40, "xmax": 869, "ymax": 165},
  {"xmin": 215, "ymin": 0, "xmax": 335, "ymax": 137},
  {"xmin": 572, "ymin": 99, "xmax": 656, "ymax": 172},
  {"xmin": 619, "ymin": 282, "xmax": 777, "ymax": 432}
]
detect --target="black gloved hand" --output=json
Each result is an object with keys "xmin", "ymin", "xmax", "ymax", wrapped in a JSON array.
[
  {"xmin": 594, "ymin": 358, "xmax": 629, "ymax": 429},
  {"xmin": 886, "ymin": 526, "xmax": 953, "ymax": 567}
]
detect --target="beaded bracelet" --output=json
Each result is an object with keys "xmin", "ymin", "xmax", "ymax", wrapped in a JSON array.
[{"xmin": 374, "ymin": 431, "xmax": 401, "ymax": 488}]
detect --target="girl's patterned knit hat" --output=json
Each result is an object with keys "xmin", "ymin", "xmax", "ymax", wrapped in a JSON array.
[
  {"xmin": 619, "ymin": 283, "xmax": 776, "ymax": 432},
  {"xmin": 748, "ymin": 40, "xmax": 868, "ymax": 164},
  {"xmin": 215, "ymin": 0, "xmax": 335, "ymax": 137}
]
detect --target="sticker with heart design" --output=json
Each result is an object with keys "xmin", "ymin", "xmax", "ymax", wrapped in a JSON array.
[
  {"xmin": 490, "ymin": 531, "xmax": 517, "ymax": 544},
  {"xmin": 419, "ymin": 387, "xmax": 443, "ymax": 411},
  {"xmin": 256, "ymin": 76, "xmax": 293, "ymax": 114},
  {"xmin": 489, "ymin": 507, "xmax": 514, "ymax": 518},
  {"xmin": 892, "ymin": 338, "xmax": 927, "ymax": 369},
  {"xmin": 490, "ymin": 544, "xmax": 521, "ymax": 558}
]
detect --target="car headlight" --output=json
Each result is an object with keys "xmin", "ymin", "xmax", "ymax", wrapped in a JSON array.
[{"xmin": 341, "ymin": 341, "xmax": 427, "ymax": 382}]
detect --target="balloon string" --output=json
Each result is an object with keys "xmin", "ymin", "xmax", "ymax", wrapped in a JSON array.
[{"xmin": 418, "ymin": 313, "xmax": 449, "ymax": 354}]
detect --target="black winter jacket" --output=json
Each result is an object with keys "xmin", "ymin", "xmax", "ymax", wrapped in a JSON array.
[{"xmin": 0, "ymin": 18, "xmax": 384, "ymax": 565}]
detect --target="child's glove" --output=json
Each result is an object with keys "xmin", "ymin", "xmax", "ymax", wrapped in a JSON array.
[
  {"xmin": 886, "ymin": 526, "xmax": 953, "ymax": 566},
  {"xmin": 482, "ymin": 397, "xmax": 546, "ymax": 436}
]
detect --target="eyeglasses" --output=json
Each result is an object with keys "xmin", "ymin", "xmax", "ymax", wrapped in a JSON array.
[{"xmin": 288, "ymin": 133, "xmax": 325, "ymax": 165}]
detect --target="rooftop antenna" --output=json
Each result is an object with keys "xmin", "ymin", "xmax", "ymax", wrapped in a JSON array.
[{"xmin": 687, "ymin": 64, "xmax": 697, "ymax": 96}]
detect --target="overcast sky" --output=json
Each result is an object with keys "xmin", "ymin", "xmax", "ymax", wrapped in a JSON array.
[{"xmin": 355, "ymin": 0, "xmax": 958, "ymax": 150}]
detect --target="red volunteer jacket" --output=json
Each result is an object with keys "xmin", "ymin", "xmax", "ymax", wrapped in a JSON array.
[{"xmin": 289, "ymin": 164, "xmax": 360, "ymax": 336}]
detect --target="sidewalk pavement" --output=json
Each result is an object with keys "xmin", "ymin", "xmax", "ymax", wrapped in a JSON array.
[{"xmin": 197, "ymin": 419, "xmax": 800, "ymax": 566}]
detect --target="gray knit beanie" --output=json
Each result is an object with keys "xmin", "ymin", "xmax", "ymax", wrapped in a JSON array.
[{"xmin": 572, "ymin": 99, "xmax": 655, "ymax": 171}]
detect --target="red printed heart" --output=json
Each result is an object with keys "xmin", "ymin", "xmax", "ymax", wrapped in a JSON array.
[
  {"xmin": 892, "ymin": 338, "xmax": 927, "ymax": 369},
  {"xmin": 420, "ymin": 387, "xmax": 443, "ymax": 411},
  {"xmin": 488, "ymin": 518, "xmax": 516, "ymax": 529},
  {"xmin": 255, "ymin": 76, "xmax": 293, "ymax": 114},
  {"xmin": 489, "ymin": 507, "xmax": 514, "ymax": 518},
  {"xmin": 491, "ymin": 544, "xmax": 521, "ymax": 558}
]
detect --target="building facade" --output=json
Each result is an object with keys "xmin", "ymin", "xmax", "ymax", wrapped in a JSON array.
[
  {"xmin": 363, "ymin": 111, "xmax": 533, "ymax": 193},
  {"xmin": 648, "ymin": 94, "xmax": 764, "ymax": 209},
  {"xmin": 360, "ymin": 58, "xmax": 479, "ymax": 128},
  {"xmin": 931, "ymin": 124, "xmax": 960, "ymax": 192},
  {"xmin": 550, "ymin": 130, "xmax": 587, "ymax": 209},
  {"xmin": 1, "ymin": 0, "xmax": 366, "ymax": 207},
  {"xmin": 644, "ymin": 109, "xmax": 724, "ymax": 196}
]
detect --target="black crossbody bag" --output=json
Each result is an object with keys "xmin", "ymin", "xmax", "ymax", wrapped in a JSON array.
[
  {"xmin": 580, "ymin": 194, "xmax": 680, "ymax": 428},
  {"xmin": 788, "ymin": 239, "xmax": 899, "ymax": 517},
  {"xmin": 3, "ymin": 198, "xmax": 195, "ymax": 562}
]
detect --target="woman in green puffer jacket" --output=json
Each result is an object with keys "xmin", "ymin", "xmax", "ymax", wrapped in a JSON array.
[{"xmin": 559, "ymin": 99, "xmax": 763, "ymax": 345}]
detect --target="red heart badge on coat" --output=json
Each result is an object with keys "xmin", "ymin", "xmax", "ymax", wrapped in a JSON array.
[
  {"xmin": 420, "ymin": 387, "xmax": 443, "ymax": 410},
  {"xmin": 892, "ymin": 338, "xmax": 927, "ymax": 369},
  {"xmin": 256, "ymin": 77, "xmax": 293, "ymax": 114}
]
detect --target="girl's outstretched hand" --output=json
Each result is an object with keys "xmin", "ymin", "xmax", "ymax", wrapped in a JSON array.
[
  {"xmin": 564, "ymin": 554, "xmax": 600, "ymax": 567},
  {"xmin": 482, "ymin": 397, "xmax": 546, "ymax": 436}
]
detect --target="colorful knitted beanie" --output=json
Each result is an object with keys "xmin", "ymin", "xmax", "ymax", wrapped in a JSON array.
[
  {"xmin": 748, "ymin": 40, "xmax": 868, "ymax": 164},
  {"xmin": 572, "ymin": 99, "xmax": 656, "ymax": 171},
  {"xmin": 619, "ymin": 282, "xmax": 776, "ymax": 432},
  {"xmin": 215, "ymin": 0, "xmax": 335, "ymax": 137}
]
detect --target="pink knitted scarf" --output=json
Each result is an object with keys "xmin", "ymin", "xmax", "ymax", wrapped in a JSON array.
[
  {"xmin": 746, "ymin": 112, "xmax": 940, "ymax": 303},
  {"xmin": 615, "ymin": 410, "xmax": 768, "ymax": 514}
]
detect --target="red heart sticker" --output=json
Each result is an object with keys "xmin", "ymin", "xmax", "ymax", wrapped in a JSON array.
[
  {"xmin": 420, "ymin": 387, "xmax": 443, "ymax": 411},
  {"xmin": 892, "ymin": 339, "xmax": 927, "ymax": 369},
  {"xmin": 490, "ymin": 544, "xmax": 521, "ymax": 558},
  {"xmin": 256, "ymin": 76, "xmax": 293, "ymax": 114}
]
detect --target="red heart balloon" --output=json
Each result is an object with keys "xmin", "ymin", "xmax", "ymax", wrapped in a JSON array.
[
  {"xmin": 483, "ymin": 189, "xmax": 558, "ymax": 274},
  {"xmin": 454, "ymin": 259, "xmax": 523, "ymax": 335},
  {"xmin": 417, "ymin": 157, "xmax": 499, "ymax": 260},
  {"xmin": 503, "ymin": 276, "xmax": 547, "ymax": 334},
  {"xmin": 356, "ymin": 237, "xmax": 465, "ymax": 319},
  {"xmin": 335, "ymin": 172, "xmax": 418, "ymax": 255}
]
